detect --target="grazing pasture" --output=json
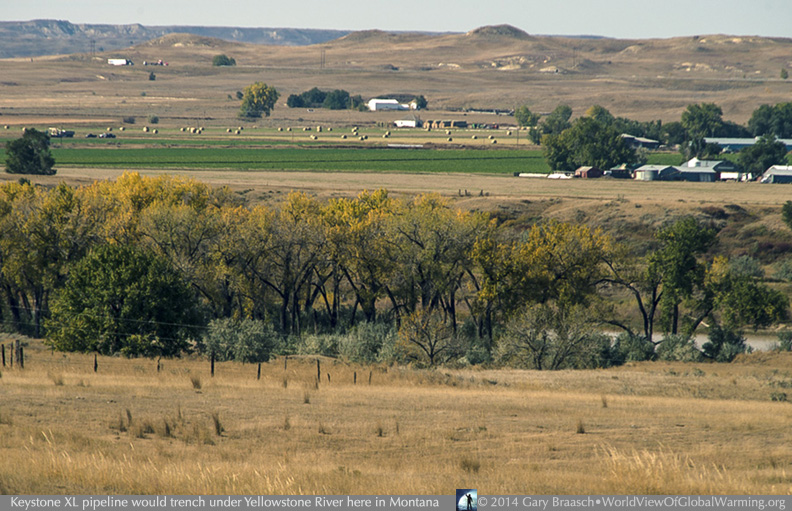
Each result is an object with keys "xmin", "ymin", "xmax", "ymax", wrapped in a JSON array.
[{"xmin": 2, "ymin": 339, "xmax": 792, "ymax": 494}]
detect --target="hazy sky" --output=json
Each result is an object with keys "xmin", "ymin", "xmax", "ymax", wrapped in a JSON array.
[{"xmin": 5, "ymin": 0, "xmax": 792, "ymax": 39}]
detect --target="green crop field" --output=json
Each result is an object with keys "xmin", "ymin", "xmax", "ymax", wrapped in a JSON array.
[
  {"xmin": 2, "ymin": 146, "xmax": 551, "ymax": 174},
  {"xmin": 0, "ymin": 142, "xmax": 691, "ymax": 174}
]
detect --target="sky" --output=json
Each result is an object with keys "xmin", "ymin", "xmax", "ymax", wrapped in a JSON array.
[{"xmin": 5, "ymin": 0, "xmax": 792, "ymax": 40}]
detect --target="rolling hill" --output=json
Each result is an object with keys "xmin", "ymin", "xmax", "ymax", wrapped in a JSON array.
[{"xmin": 1, "ymin": 23, "xmax": 791, "ymax": 124}]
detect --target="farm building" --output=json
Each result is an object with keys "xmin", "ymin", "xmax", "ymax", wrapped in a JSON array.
[
  {"xmin": 760, "ymin": 166, "xmax": 792, "ymax": 184},
  {"xmin": 718, "ymin": 171, "xmax": 754, "ymax": 182},
  {"xmin": 704, "ymin": 137, "xmax": 792, "ymax": 152},
  {"xmin": 620, "ymin": 134, "xmax": 660, "ymax": 149},
  {"xmin": 394, "ymin": 115, "xmax": 422, "ymax": 128},
  {"xmin": 633, "ymin": 165, "xmax": 676, "ymax": 181},
  {"xmin": 574, "ymin": 166, "xmax": 603, "ymax": 178},
  {"xmin": 674, "ymin": 167, "xmax": 717, "ymax": 182},
  {"xmin": 682, "ymin": 157, "xmax": 739, "ymax": 173},
  {"xmin": 368, "ymin": 99, "xmax": 408, "ymax": 112}
]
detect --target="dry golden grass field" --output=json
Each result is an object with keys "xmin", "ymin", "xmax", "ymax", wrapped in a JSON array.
[{"xmin": 2, "ymin": 337, "xmax": 792, "ymax": 495}]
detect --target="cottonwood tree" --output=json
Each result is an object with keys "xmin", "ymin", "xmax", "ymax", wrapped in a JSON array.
[
  {"xmin": 603, "ymin": 217, "xmax": 716, "ymax": 342},
  {"xmin": 46, "ymin": 244, "xmax": 202, "ymax": 357},
  {"xmin": 515, "ymin": 105, "xmax": 540, "ymax": 127},
  {"xmin": 239, "ymin": 82, "xmax": 279, "ymax": 118},
  {"xmin": 736, "ymin": 134, "xmax": 789, "ymax": 175},
  {"xmin": 322, "ymin": 189, "xmax": 398, "ymax": 325},
  {"xmin": 681, "ymin": 103, "xmax": 724, "ymax": 140},
  {"xmin": 542, "ymin": 117, "xmax": 640, "ymax": 171},
  {"xmin": 0, "ymin": 182, "xmax": 100, "ymax": 336},
  {"xmin": 4, "ymin": 128, "xmax": 55, "ymax": 175}
]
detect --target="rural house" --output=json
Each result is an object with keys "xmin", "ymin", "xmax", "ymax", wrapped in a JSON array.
[{"xmin": 682, "ymin": 157, "xmax": 739, "ymax": 173}]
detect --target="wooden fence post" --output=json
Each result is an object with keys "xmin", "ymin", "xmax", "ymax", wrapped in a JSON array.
[
  {"xmin": 284, "ymin": 356, "xmax": 288, "ymax": 370},
  {"xmin": 94, "ymin": 353, "xmax": 98, "ymax": 372},
  {"xmin": 354, "ymin": 371, "xmax": 357, "ymax": 385},
  {"xmin": 316, "ymin": 359, "xmax": 321, "ymax": 383},
  {"xmin": 369, "ymin": 371, "xmax": 372, "ymax": 385},
  {"xmin": 1, "ymin": 344, "xmax": 4, "ymax": 368},
  {"xmin": 327, "ymin": 372, "xmax": 331, "ymax": 383},
  {"xmin": 18, "ymin": 346, "xmax": 23, "ymax": 369},
  {"xmin": 211, "ymin": 352, "xmax": 215, "ymax": 377},
  {"xmin": 257, "ymin": 363, "xmax": 261, "ymax": 381}
]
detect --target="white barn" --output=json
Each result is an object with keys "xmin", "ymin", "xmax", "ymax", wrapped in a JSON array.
[
  {"xmin": 394, "ymin": 115, "xmax": 422, "ymax": 128},
  {"xmin": 368, "ymin": 99, "xmax": 408, "ymax": 112}
]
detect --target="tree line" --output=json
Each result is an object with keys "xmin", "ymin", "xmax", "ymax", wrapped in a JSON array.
[
  {"xmin": 515, "ymin": 102, "xmax": 792, "ymax": 172},
  {"xmin": 0, "ymin": 174, "xmax": 787, "ymax": 367}
]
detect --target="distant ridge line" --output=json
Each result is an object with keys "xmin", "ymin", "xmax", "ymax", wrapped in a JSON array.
[{"xmin": 0, "ymin": 19, "xmax": 353, "ymax": 58}]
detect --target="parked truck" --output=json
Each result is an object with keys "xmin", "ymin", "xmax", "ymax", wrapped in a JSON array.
[{"xmin": 48, "ymin": 127, "xmax": 75, "ymax": 138}]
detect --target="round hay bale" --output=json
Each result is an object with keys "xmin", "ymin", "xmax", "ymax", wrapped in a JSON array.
[
  {"xmin": 277, "ymin": 127, "xmax": 283, "ymax": 132},
  {"xmin": 446, "ymin": 130, "xmax": 452, "ymax": 135},
  {"xmin": 488, "ymin": 135, "xmax": 494, "ymax": 139},
  {"xmin": 107, "ymin": 127, "xmax": 113, "ymax": 132},
  {"xmin": 507, "ymin": 130, "xmax": 512, "ymax": 136},
  {"xmin": 385, "ymin": 131, "xmax": 390, "ymax": 136},
  {"xmin": 3, "ymin": 125, "xmax": 8, "ymax": 129},
  {"xmin": 447, "ymin": 137, "xmax": 453, "ymax": 142},
  {"xmin": 287, "ymin": 127, "xmax": 292, "ymax": 132},
  {"xmin": 227, "ymin": 128, "xmax": 232, "ymax": 133},
  {"xmin": 359, "ymin": 136, "xmax": 365, "ymax": 141},
  {"xmin": 152, "ymin": 129, "xmax": 158, "ymax": 134},
  {"xmin": 310, "ymin": 135, "xmax": 318, "ymax": 140},
  {"xmin": 341, "ymin": 134, "xmax": 347, "ymax": 139},
  {"xmin": 303, "ymin": 127, "xmax": 309, "ymax": 131},
  {"xmin": 316, "ymin": 126, "xmax": 322, "ymax": 132},
  {"xmin": 143, "ymin": 126, "xmax": 149, "ymax": 132},
  {"xmin": 235, "ymin": 130, "xmax": 241, "ymax": 135},
  {"xmin": 491, "ymin": 139, "xmax": 497, "ymax": 144},
  {"xmin": 180, "ymin": 127, "xmax": 185, "ymax": 132},
  {"xmin": 238, "ymin": 127, "xmax": 243, "ymax": 131},
  {"xmin": 119, "ymin": 127, "xmax": 125, "ymax": 131},
  {"xmin": 327, "ymin": 127, "xmax": 333, "ymax": 132},
  {"xmin": 471, "ymin": 135, "xmax": 478, "ymax": 140}
]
